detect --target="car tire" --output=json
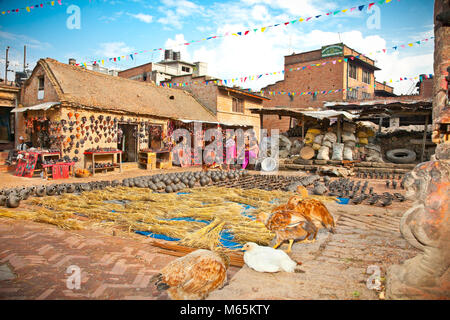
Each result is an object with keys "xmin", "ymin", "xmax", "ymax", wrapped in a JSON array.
[{"xmin": 386, "ymin": 148, "xmax": 416, "ymax": 164}]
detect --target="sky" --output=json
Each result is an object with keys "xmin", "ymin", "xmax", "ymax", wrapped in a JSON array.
[{"xmin": 0, "ymin": 0, "xmax": 435, "ymax": 95}]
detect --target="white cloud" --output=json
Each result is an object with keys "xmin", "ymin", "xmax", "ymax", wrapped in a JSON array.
[
  {"xmin": 157, "ymin": 0, "xmax": 432, "ymax": 96},
  {"xmin": 241, "ymin": 0, "xmax": 337, "ymax": 17},
  {"xmin": 95, "ymin": 42, "xmax": 135, "ymax": 58},
  {"xmin": 127, "ymin": 12, "xmax": 153, "ymax": 23},
  {"xmin": 0, "ymin": 30, "xmax": 51, "ymax": 50},
  {"xmin": 374, "ymin": 52, "xmax": 434, "ymax": 95},
  {"xmin": 164, "ymin": 34, "xmax": 192, "ymax": 61},
  {"xmin": 157, "ymin": 0, "xmax": 203, "ymax": 29},
  {"xmin": 99, "ymin": 11, "xmax": 124, "ymax": 23}
]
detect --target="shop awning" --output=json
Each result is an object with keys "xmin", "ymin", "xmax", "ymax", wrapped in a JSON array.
[
  {"xmin": 249, "ymin": 107, "xmax": 358, "ymax": 120},
  {"xmin": 176, "ymin": 118, "xmax": 251, "ymax": 127},
  {"xmin": 11, "ymin": 102, "xmax": 60, "ymax": 113}
]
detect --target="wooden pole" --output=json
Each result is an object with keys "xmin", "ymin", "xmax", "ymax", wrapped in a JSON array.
[
  {"xmin": 301, "ymin": 115, "xmax": 305, "ymax": 140},
  {"xmin": 337, "ymin": 115, "xmax": 342, "ymax": 143},
  {"xmin": 421, "ymin": 115, "xmax": 429, "ymax": 163}
]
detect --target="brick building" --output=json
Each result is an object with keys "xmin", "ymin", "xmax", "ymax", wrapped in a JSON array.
[
  {"xmin": 14, "ymin": 58, "xmax": 217, "ymax": 168},
  {"xmin": 261, "ymin": 43, "xmax": 380, "ymax": 132},
  {"xmin": 162, "ymin": 74, "xmax": 269, "ymax": 140},
  {"xmin": 118, "ymin": 50, "xmax": 207, "ymax": 85}
]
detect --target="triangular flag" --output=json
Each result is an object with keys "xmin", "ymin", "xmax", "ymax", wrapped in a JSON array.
[
  {"xmin": 315, "ymin": 15, "xmax": 321, "ymax": 18},
  {"xmin": 368, "ymin": 3, "xmax": 375, "ymax": 10},
  {"xmin": 244, "ymin": 30, "xmax": 249, "ymax": 35},
  {"xmin": 26, "ymin": 6, "xmax": 30, "ymax": 12},
  {"xmin": 261, "ymin": 27, "xmax": 267, "ymax": 32},
  {"xmin": 306, "ymin": 17, "xmax": 312, "ymax": 21},
  {"xmin": 342, "ymin": 9, "xmax": 348, "ymax": 13},
  {"xmin": 358, "ymin": 5, "xmax": 365, "ymax": 11},
  {"xmin": 350, "ymin": 7, "xmax": 356, "ymax": 11},
  {"xmin": 393, "ymin": 46, "xmax": 398, "ymax": 50}
]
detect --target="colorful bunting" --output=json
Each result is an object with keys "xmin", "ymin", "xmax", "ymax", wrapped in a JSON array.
[
  {"xmin": 163, "ymin": 72, "xmax": 431, "ymax": 93},
  {"xmin": 0, "ymin": 0, "xmax": 62, "ymax": 15},
  {"xmin": 79, "ymin": 0, "xmax": 400, "ymax": 66}
]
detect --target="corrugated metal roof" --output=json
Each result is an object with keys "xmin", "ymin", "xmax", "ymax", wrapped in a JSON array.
[{"xmin": 249, "ymin": 107, "xmax": 358, "ymax": 120}]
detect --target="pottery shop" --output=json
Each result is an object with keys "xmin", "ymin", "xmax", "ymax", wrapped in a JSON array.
[{"xmin": 13, "ymin": 58, "xmax": 218, "ymax": 177}]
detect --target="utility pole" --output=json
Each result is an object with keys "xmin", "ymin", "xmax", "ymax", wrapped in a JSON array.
[
  {"xmin": 5, "ymin": 46, "xmax": 10, "ymax": 85},
  {"xmin": 23, "ymin": 45, "xmax": 27, "ymax": 72}
]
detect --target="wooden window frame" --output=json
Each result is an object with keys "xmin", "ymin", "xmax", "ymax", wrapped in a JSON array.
[
  {"xmin": 232, "ymin": 97, "xmax": 244, "ymax": 113},
  {"xmin": 349, "ymin": 63, "xmax": 357, "ymax": 80},
  {"xmin": 362, "ymin": 69, "xmax": 371, "ymax": 84}
]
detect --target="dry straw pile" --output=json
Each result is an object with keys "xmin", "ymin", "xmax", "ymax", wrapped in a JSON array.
[{"xmin": 0, "ymin": 186, "xmax": 335, "ymax": 250}]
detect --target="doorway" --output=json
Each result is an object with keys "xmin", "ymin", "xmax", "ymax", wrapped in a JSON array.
[{"xmin": 118, "ymin": 123, "xmax": 138, "ymax": 162}]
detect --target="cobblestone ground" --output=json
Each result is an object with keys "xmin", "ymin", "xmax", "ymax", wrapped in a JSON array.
[
  {"xmin": 208, "ymin": 202, "xmax": 419, "ymax": 300},
  {"xmin": 0, "ymin": 218, "xmax": 238, "ymax": 300},
  {"xmin": 0, "ymin": 169, "xmax": 418, "ymax": 300}
]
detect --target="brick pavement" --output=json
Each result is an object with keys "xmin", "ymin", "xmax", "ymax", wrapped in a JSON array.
[{"xmin": 0, "ymin": 218, "xmax": 238, "ymax": 300}]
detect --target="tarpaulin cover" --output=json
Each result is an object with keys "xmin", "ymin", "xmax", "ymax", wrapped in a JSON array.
[{"xmin": 135, "ymin": 193, "xmax": 263, "ymax": 249}]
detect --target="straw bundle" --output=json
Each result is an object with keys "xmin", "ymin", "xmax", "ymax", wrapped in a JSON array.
[
  {"xmin": 7, "ymin": 185, "xmax": 336, "ymax": 250},
  {"xmin": 179, "ymin": 218, "xmax": 226, "ymax": 250}
]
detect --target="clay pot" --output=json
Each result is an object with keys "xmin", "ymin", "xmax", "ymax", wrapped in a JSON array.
[
  {"xmin": 0, "ymin": 195, "xmax": 6, "ymax": 206},
  {"xmin": 66, "ymin": 184, "xmax": 76, "ymax": 193},
  {"xmin": 6, "ymin": 195, "xmax": 21, "ymax": 208}
]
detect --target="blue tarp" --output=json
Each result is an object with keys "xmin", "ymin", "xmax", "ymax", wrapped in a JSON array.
[{"xmin": 134, "ymin": 192, "xmax": 265, "ymax": 249}]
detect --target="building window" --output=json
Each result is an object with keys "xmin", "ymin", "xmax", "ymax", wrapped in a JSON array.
[
  {"xmin": 38, "ymin": 76, "xmax": 44, "ymax": 90},
  {"xmin": 182, "ymin": 66, "xmax": 191, "ymax": 73},
  {"xmin": 362, "ymin": 70, "xmax": 371, "ymax": 84},
  {"xmin": 232, "ymin": 97, "xmax": 244, "ymax": 113},
  {"xmin": 347, "ymin": 88, "xmax": 358, "ymax": 100},
  {"xmin": 361, "ymin": 92, "xmax": 371, "ymax": 100},
  {"xmin": 349, "ymin": 63, "xmax": 357, "ymax": 80},
  {"xmin": 143, "ymin": 73, "xmax": 147, "ymax": 81},
  {"xmin": 37, "ymin": 76, "xmax": 44, "ymax": 100}
]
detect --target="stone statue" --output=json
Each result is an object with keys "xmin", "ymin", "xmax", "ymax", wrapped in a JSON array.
[{"xmin": 386, "ymin": 144, "xmax": 449, "ymax": 299}]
